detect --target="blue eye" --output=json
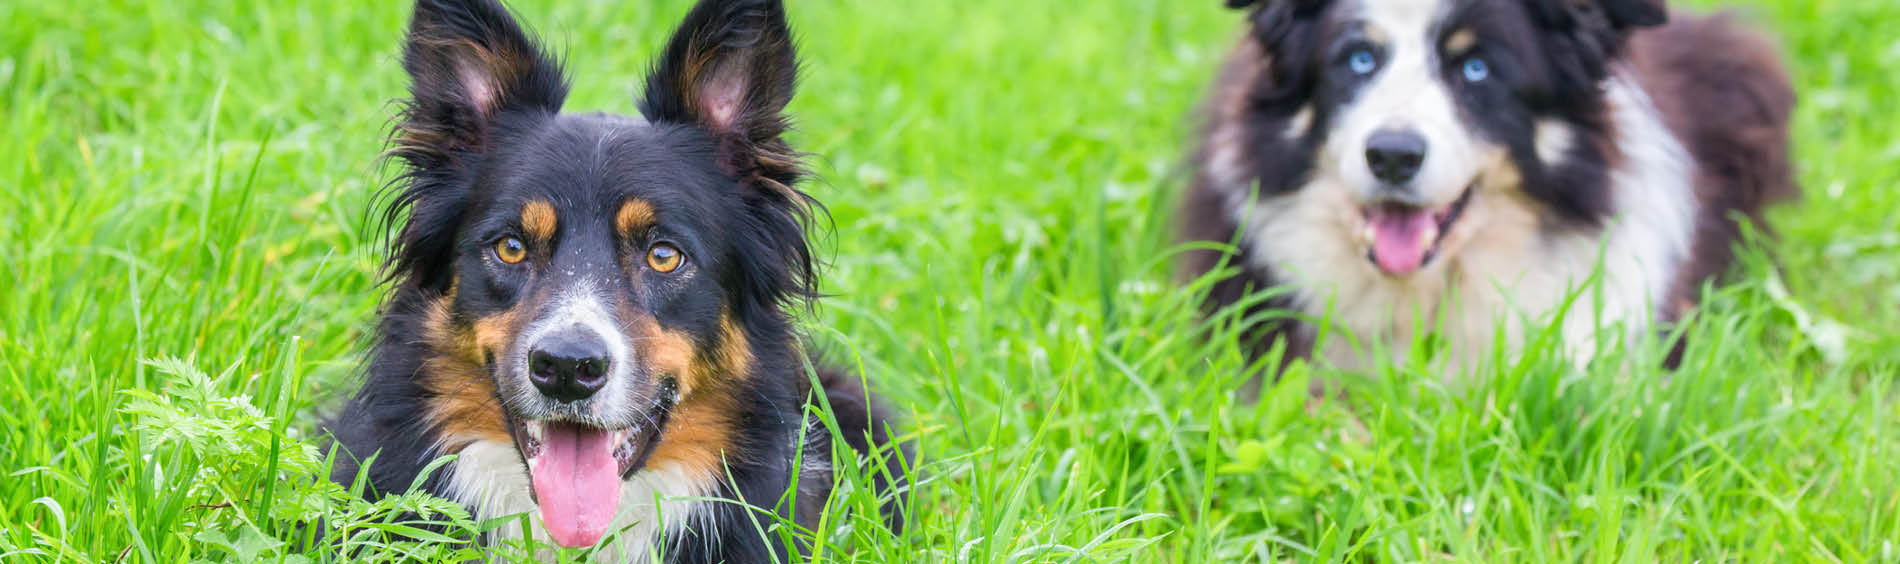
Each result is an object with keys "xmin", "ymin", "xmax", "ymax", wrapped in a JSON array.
[
  {"xmin": 1348, "ymin": 50, "xmax": 1378, "ymax": 75},
  {"xmin": 1462, "ymin": 58, "xmax": 1490, "ymax": 82}
]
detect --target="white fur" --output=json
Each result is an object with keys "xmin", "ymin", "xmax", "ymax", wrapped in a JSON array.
[
  {"xmin": 444, "ymin": 439, "xmax": 715, "ymax": 561},
  {"xmin": 1285, "ymin": 105, "xmax": 1315, "ymax": 140},
  {"xmin": 1535, "ymin": 119, "xmax": 1576, "ymax": 165},
  {"xmin": 1578, "ymin": 76, "xmax": 1699, "ymax": 356}
]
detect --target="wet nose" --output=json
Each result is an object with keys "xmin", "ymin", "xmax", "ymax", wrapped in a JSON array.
[
  {"xmin": 528, "ymin": 327, "xmax": 611, "ymax": 403},
  {"xmin": 1365, "ymin": 129, "xmax": 1428, "ymax": 185}
]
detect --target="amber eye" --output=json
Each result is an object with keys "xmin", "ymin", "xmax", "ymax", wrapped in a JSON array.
[
  {"xmin": 646, "ymin": 243, "xmax": 683, "ymax": 273},
  {"xmin": 495, "ymin": 237, "xmax": 527, "ymax": 264}
]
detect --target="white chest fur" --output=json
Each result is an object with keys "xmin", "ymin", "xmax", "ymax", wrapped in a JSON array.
[{"xmin": 444, "ymin": 439, "xmax": 715, "ymax": 561}]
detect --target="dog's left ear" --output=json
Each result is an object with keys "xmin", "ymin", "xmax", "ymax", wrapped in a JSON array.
[
  {"xmin": 1535, "ymin": 0, "xmax": 1667, "ymax": 36},
  {"xmin": 1534, "ymin": 0, "xmax": 1666, "ymax": 86},
  {"xmin": 1575, "ymin": 0, "xmax": 1667, "ymax": 31},
  {"xmin": 640, "ymin": 0, "xmax": 801, "ymax": 194},
  {"xmin": 642, "ymin": 0, "xmax": 816, "ymax": 312},
  {"xmin": 1541, "ymin": 0, "xmax": 1667, "ymax": 36}
]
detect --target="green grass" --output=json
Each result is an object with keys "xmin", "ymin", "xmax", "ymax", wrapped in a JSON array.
[{"xmin": 3, "ymin": 0, "xmax": 1897, "ymax": 561}]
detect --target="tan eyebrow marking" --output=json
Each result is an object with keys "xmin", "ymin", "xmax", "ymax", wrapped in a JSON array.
[
  {"xmin": 521, "ymin": 200, "xmax": 557, "ymax": 241},
  {"xmin": 1445, "ymin": 29, "xmax": 1478, "ymax": 56},
  {"xmin": 616, "ymin": 199, "xmax": 656, "ymax": 236},
  {"xmin": 1364, "ymin": 24, "xmax": 1391, "ymax": 46}
]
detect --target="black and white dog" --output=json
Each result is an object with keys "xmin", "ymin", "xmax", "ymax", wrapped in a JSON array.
[
  {"xmin": 324, "ymin": 0, "xmax": 906, "ymax": 560},
  {"xmin": 1181, "ymin": 0, "xmax": 1797, "ymax": 372}
]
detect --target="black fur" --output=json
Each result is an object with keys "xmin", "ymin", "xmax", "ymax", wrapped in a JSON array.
[{"xmin": 324, "ymin": 0, "xmax": 907, "ymax": 560}]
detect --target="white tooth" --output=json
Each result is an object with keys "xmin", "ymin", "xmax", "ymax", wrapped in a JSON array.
[
  {"xmin": 525, "ymin": 421, "xmax": 545, "ymax": 442},
  {"xmin": 1363, "ymin": 225, "xmax": 1377, "ymax": 243},
  {"xmin": 1420, "ymin": 223, "xmax": 1439, "ymax": 249}
]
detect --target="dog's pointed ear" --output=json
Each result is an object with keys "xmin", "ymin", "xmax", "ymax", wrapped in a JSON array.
[
  {"xmin": 395, "ymin": 0, "xmax": 567, "ymax": 164},
  {"xmin": 640, "ymin": 0, "xmax": 801, "ymax": 191}
]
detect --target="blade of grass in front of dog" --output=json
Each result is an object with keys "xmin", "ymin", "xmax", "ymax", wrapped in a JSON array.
[{"xmin": 257, "ymin": 336, "xmax": 298, "ymax": 520}]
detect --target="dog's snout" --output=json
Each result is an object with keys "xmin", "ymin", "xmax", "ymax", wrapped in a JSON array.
[
  {"xmin": 528, "ymin": 326, "xmax": 611, "ymax": 403},
  {"xmin": 1365, "ymin": 129, "xmax": 1428, "ymax": 185}
]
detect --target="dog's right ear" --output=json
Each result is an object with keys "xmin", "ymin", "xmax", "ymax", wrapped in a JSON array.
[
  {"xmin": 380, "ymin": 0, "xmax": 568, "ymax": 291},
  {"xmin": 394, "ymin": 0, "xmax": 568, "ymax": 167}
]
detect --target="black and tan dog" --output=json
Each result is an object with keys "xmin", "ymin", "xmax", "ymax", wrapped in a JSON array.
[
  {"xmin": 324, "ymin": 0, "xmax": 905, "ymax": 559},
  {"xmin": 1182, "ymin": 0, "xmax": 1798, "ymax": 372}
]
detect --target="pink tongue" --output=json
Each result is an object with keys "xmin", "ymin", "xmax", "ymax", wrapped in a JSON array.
[
  {"xmin": 1367, "ymin": 207, "xmax": 1437, "ymax": 275},
  {"xmin": 530, "ymin": 423, "xmax": 622, "ymax": 547}
]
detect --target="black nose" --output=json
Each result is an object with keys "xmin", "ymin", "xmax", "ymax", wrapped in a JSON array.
[
  {"xmin": 528, "ymin": 327, "xmax": 611, "ymax": 403},
  {"xmin": 1365, "ymin": 129, "xmax": 1428, "ymax": 185}
]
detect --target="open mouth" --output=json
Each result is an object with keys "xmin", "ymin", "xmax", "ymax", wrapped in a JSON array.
[
  {"xmin": 1361, "ymin": 184, "xmax": 1475, "ymax": 276},
  {"xmin": 506, "ymin": 393, "xmax": 673, "ymax": 547}
]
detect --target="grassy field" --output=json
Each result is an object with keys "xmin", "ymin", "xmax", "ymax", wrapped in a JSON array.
[{"xmin": 3, "ymin": 0, "xmax": 1898, "ymax": 561}]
